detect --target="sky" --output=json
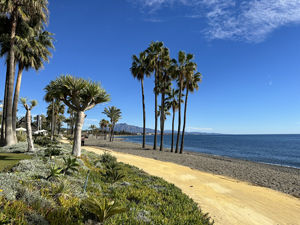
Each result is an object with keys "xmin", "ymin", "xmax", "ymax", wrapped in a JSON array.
[{"xmin": 1, "ymin": 0, "xmax": 300, "ymax": 134}]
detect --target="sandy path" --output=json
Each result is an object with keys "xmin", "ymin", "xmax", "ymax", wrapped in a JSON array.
[{"xmin": 62, "ymin": 140, "xmax": 300, "ymax": 224}]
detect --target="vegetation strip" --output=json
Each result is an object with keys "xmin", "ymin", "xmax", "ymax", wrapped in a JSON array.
[{"xmin": 0, "ymin": 138, "xmax": 213, "ymax": 224}]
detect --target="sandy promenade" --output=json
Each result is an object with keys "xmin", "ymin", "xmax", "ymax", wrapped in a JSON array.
[{"xmin": 61, "ymin": 138, "xmax": 300, "ymax": 225}]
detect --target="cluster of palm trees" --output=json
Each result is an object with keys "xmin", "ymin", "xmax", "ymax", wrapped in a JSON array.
[
  {"xmin": 0, "ymin": 0, "xmax": 54, "ymax": 146},
  {"xmin": 131, "ymin": 41, "xmax": 202, "ymax": 154},
  {"xmin": 102, "ymin": 106, "xmax": 122, "ymax": 142}
]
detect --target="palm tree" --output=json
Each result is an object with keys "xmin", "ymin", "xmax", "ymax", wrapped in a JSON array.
[
  {"xmin": 180, "ymin": 71, "xmax": 202, "ymax": 153},
  {"xmin": 165, "ymin": 88, "xmax": 184, "ymax": 152},
  {"xmin": 130, "ymin": 51, "xmax": 151, "ymax": 149},
  {"xmin": 46, "ymin": 99, "xmax": 65, "ymax": 136},
  {"xmin": 44, "ymin": 74, "xmax": 110, "ymax": 157},
  {"xmin": 67, "ymin": 107, "xmax": 75, "ymax": 135},
  {"xmin": 172, "ymin": 51, "xmax": 195, "ymax": 153},
  {"xmin": 157, "ymin": 47, "xmax": 172, "ymax": 151},
  {"xmin": 0, "ymin": 19, "xmax": 55, "ymax": 142},
  {"xmin": 158, "ymin": 105, "xmax": 171, "ymax": 121},
  {"xmin": 12, "ymin": 24, "xmax": 54, "ymax": 141},
  {"xmin": 102, "ymin": 106, "xmax": 122, "ymax": 142},
  {"xmin": 0, "ymin": 0, "xmax": 49, "ymax": 146},
  {"xmin": 44, "ymin": 86, "xmax": 55, "ymax": 140},
  {"xmin": 146, "ymin": 41, "xmax": 164, "ymax": 150},
  {"xmin": 89, "ymin": 125, "xmax": 97, "ymax": 137},
  {"xmin": 56, "ymin": 114, "xmax": 65, "ymax": 135},
  {"xmin": 19, "ymin": 97, "xmax": 37, "ymax": 152},
  {"xmin": 100, "ymin": 119, "xmax": 108, "ymax": 131}
]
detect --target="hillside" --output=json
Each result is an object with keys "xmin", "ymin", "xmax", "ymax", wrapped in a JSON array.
[{"xmin": 113, "ymin": 123, "xmax": 220, "ymax": 135}]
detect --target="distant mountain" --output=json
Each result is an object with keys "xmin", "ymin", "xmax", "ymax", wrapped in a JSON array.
[
  {"xmin": 114, "ymin": 123, "xmax": 155, "ymax": 133},
  {"xmin": 114, "ymin": 123, "xmax": 221, "ymax": 135}
]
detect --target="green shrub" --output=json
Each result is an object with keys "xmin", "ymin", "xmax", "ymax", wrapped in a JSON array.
[
  {"xmin": 34, "ymin": 136, "xmax": 58, "ymax": 147},
  {"xmin": 44, "ymin": 148, "xmax": 61, "ymax": 157},
  {"xmin": 61, "ymin": 157, "xmax": 80, "ymax": 175},
  {"xmin": 81, "ymin": 197, "xmax": 129, "ymax": 223},
  {"xmin": 99, "ymin": 151, "xmax": 116, "ymax": 164},
  {"xmin": 16, "ymin": 132, "xmax": 27, "ymax": 142}
]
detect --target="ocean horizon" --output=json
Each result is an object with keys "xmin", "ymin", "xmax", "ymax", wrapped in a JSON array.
[{"xmin": 120, "ymin": 134, "xmax": 300, "ymax": 169}]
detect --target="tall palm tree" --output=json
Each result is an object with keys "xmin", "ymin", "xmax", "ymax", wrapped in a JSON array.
[
  {"xmin": 56, "ymin": 114, "xmax": 65, "ymax": 135},
  {"xmin": 11, "ymin": 23, "xmax": 54, "ymax": 141},
  {"xmin": 157, "ymin": 105, "xmax": 171, "ymax": 121},
  {"xmin": 44, "ymin": 86, "xmax": 55, "ymax": 140},
  {"xmin": 157, "ymin": 47, "xmax": 172, "ymax": 151},
  {"xmin": 100, "ymin": 119, "xmax": 109, "ymax": 133},
  {"xmin": 130, "ymin": 51, "xmax": 151, "ymax": 148},
  {"xmin": 165, "ymin": 88, "xmax": 184, "ymax": 153},
  {"xmin": 102, "ymin": 106, "xmax": 122, "ymax": 142},
  {"xmin": 19, "ymin": 97, "xmax": 37, "ymax": 152},
  {"xmin": 67, "ymin": 107, "xmax": 75, "ymax": 135},
  {"xmin": 0, "ymin": 0, "xmax": 49, "ymax": 146},
  {"xmin": 172, "ymin": 51, "xmax": 195, "ymax": 153},
  {"xmin": 46, "ymin": 99, "xmax": 65, "ymax": 136},
  {"xmin": 0, "ymin": 18, "xmax": 55, "ymax": 142},
  {"xmin": 89, "ymin": 124, "xmax": 97, "ymax": 137},
  {"xmin": 44, "ymin": 74, "xmax": 110, "ymax": 157},
  {"xmin": 180, "ymin": 71, "xmax": 202, "ymax": 153},
  {"xmin": 146, "ymin": 41, "xmax": 164, "ymax": 150}
]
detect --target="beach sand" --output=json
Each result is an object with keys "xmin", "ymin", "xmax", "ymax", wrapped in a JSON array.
[
  {"xmin": 86, "ymin": 136, "xmax": 300, "ymax": 197},
  {"xmin": 63, "ymin": 137, "xmax": 300, "ymax": 224}
]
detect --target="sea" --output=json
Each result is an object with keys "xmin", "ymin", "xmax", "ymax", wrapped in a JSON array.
[{"xmin": 119, "ymin": 134, "xmax": 300, "ymax": 169}]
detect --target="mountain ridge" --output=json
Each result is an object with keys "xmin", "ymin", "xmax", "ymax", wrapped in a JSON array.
[{"xmin": 114, "ymin": 123, "xmax": 219, "ymax": 135}]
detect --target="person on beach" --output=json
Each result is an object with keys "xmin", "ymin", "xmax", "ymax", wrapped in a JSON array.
[{"xmin": 81, "ymin": 135, "xmax": 85, "ymax": 146}]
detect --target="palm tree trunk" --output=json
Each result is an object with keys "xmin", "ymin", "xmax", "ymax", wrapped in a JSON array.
[
  {"xmin": 5, "ymin": 11, "xmax": 18, "ymax": 146},
  {"xmin": 180, "ymin": 89, "xmax": 189, "ymax": 154},
  {"xmin": 54, "ymin": 115, "xmax": 57, "ymax": 135},
  {"xmin": 26, "ymin": 110, "xmax": 34, "ymax": 152},
  {"xmin": 12, "ymin": 64, "xmax": 24, "ymax": 142},
  {"xmin": 171, "ymin": 107, "xmax": 175, "ymax": 153},
  {"xmin": 72, "ymin": 110, "xmax": 85, "ymax": 157},
  {"xmin": 153, "ymin": 68, "xmax": 158, "ymax": 150},
  {"xmin": 51, "ymin": 98, "xmax": 54, "ymax": 141},
  {"xmin": 160, "ymin": 77, "xmax": 166, "ymax": 151},
  {"xmin": 141, "ymin": 78, "xmax": 146, "ymax": 148},
  {"xmin": 175, "ymin": 76, "xmax": 182, "ymax": 153},
  {"xmin": 1, "ymin": 70, "xmax": 9, "ymax": 144}
]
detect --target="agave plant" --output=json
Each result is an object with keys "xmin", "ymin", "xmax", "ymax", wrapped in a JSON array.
[
  {"xmin": 46, "ymin": 165, "xmax": 62, "ymax": 180},
  {"xmin": 105, "ymin": 168, "xmax": 125, "ymax": 184},
  {"xmin": 81, "ymin": 197, "xmax": 128, "ymax": 224},
  {"xmin": 49, "ymin": 180, "xmax": 70, "ymax": 200},
  {"xmin": 61, "ymin": 156, "xmax": 80, "ymax": 175}
]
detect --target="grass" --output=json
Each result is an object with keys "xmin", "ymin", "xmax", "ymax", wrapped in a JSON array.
[
  {"xmin": 0, "ymin": 141, "xmax": 214, "ymax": 224},
  {"xmin": 0, "ymin": 153, "xmax": 32, "ymax": 171}
]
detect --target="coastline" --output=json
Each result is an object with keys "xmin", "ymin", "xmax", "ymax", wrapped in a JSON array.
[{"xmin": 85, "ymin": 137, "xmax": 300, "ymax": 197}]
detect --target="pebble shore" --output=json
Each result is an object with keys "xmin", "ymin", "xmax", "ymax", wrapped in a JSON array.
[{"xmin": 85, "ymin": 136, "xmax": 300, "ymax": 198}]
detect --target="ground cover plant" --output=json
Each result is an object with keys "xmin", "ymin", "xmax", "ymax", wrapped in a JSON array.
[{"xmin": 0, "ymin": 139, "xmax": 214, "ymax": 224}]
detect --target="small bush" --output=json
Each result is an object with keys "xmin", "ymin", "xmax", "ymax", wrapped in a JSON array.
[
  {"xmin": 17, "ymin": 132, "xmax": 27, "ymax": 142},
  {"xmin": 44, "ymin": 148, "xmax": 61, "ymax": 157},
  {"xmin": 99, "ymin": 151, "xmax": 116, "ymax": 164},
  {"xmin": 34, "ymin": 136, "xmax": 58, "ymax": 147}
]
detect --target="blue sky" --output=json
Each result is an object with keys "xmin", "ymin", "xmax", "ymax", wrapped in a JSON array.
[{"xmin": 1, "ymin": 0, "xmax": 300, "ymax": 134}]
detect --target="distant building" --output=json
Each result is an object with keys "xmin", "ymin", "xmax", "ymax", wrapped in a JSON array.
[{"xmin": 18, "ymin": 117, "xmax": 38, "ymax": 132}]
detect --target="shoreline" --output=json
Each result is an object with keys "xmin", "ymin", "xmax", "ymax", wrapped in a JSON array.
[{"xmin": 85, "ymin": 137, "xmax": 300, "ymax": 197}]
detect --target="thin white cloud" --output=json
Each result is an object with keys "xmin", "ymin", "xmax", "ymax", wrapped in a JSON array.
[
  {"xmin": 187, "ymin": 127, "xmax": 213, "ymax": 131},
  {"xmin": 85, "ymin": 118, "xmax": 100, "ymax": 122},
  {"xmin": 129, "ymin": 0, "xmax": 300, "ymax": 43}
]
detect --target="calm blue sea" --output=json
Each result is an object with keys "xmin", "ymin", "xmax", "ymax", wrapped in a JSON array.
[{"xmin": 120, "ymin": 134, "xmax": 300, "ymax": 169}]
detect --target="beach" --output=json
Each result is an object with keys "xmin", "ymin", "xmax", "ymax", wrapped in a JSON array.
[
  {"xmin": 75, "ymin": 137, "xmax": 300, "ymax": 225},
  {"xmin": 85, "ymin": 136, "xmax": 300, "ymax": 197}
]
